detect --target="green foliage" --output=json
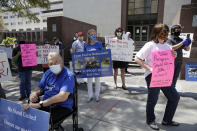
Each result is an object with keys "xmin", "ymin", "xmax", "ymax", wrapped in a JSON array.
[
  {"xmin": 0, "ymin": 0, "xmax": 50, "ymax": 22},
  {"xmin": 0, "ymin": 37, "xmax": 16, "ymax": 46}
]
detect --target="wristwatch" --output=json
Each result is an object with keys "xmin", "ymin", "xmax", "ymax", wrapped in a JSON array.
[{"xmin": 39, "ymin": 101, "xmax": 44, "ymax": 108}]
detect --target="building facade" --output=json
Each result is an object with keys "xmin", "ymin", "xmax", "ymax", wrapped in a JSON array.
[
  {"xmin": 0, "ymin": 0, "xmax": 63, "ymax": 43},
  {"xmin": 0, "ymin": 0, "xmax": 63, "ymax": 32}
]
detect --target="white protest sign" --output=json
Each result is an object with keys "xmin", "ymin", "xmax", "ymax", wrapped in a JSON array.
[
  {"xmin": 0, "ymin": 46, "xmax": 13, "ymax": 59},
  {"xmin": 104, "ymin": 35, "xmax": 115, "ymax": 44},
  {"xmin": 36, "ymin": 45, "xmax": 59, "ymax": 64},
  {"xmin": 179, "ymin": 33, "xmax": 194, "ymax": 58},
  {"xmin": 0, "ymin": 53, "xmax": 12, "ymax": 82},
  {"xmin": 105, "ymin": 38, "xmax": 134, "ymax": 62}
]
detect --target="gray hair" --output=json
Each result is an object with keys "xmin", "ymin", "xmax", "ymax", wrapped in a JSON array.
[{"xmin": 48, "ymin": 52, "xmax": 62, "ymax": 60}]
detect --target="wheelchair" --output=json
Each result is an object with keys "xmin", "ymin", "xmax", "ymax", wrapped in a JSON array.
[
  {"xmin": 49, "ymin": 74, "xmax": 84, "ymax": 131},
  {"xmin": 28, "ymin": 74, "xmax": 84, "ymax": 131}
]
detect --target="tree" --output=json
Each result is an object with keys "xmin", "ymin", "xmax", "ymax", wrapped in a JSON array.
[{"xmin": 0, "ymin": 0, "xmax": 50, "ymax": 22}]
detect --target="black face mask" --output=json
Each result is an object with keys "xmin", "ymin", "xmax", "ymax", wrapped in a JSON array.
[{"xmin": 174, "ymin": 31, "xmax": 181, "ymax": 36}]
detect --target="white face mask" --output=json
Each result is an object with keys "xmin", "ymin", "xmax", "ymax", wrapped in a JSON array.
[{"xmin": 49, "ymin": 64, "xmax": 62, "ymax": 75}]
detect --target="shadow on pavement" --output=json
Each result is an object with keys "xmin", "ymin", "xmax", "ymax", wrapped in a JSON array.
[{"xmin": 159, "ymin": 123, "xmax": 197, "ymax": 131}]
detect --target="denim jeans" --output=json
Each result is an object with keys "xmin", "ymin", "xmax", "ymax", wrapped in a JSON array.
[
  {"xmin": 18, "ymin": 70, "xmax": 32, "ymax": 97},
  {"xmin": 171, "ymin": 61, "xmax": 182, "ymax": 88},
  {"xmin": 145, "ymin": 74, "xmax": 180, "ymax": 124}
]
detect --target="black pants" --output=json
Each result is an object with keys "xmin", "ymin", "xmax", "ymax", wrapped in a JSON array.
[
  {"xmin": 145, "ymin": 74, "xmax": 180, "ymax": 124},
  {"xmin": 41, "ymin": 105, "xmax": 72, "ymax": 125}
]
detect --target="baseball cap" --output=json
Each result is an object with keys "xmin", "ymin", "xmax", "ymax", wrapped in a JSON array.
[{"xmin": 77, "ymin": 32, "xmax": 83, "ymax": 36}]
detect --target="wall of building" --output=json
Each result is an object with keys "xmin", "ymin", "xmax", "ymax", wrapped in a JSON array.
[
  {"xmin": 163, "ymin": 0, "xmax": 191, "ymax": 26},
  {"xmin": 47, "ymin": 16, "xmax": 96, "ymax": 62},
  {"xmin": 0, "ymin": 0, "xmax": 63, "ymax": 31},
  {"xmin": 63, "ymin": 0, "xmax": 121, "ymax": 37}
]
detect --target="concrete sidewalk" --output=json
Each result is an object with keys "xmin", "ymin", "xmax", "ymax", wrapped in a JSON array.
[{"xmin": 2, "ymin": 68, "xmax": 197, "ymax": 131}]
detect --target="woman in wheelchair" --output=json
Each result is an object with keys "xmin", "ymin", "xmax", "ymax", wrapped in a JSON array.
[{"xmin": 22, "ymin": 52, "xmax": 75, "ymax": 128}]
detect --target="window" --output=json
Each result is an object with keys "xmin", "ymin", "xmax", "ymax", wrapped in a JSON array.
[
  {"xmin": 18, "ymin": 22, "xmax": 23, "ymax": 25},
  {"xmin": 34, "ymin": 12, "xmax": 40, "ymax": 16},
  {"xmin": 43, "ymin": 19, "xmax": 47, "ymax": 22},
  {"xmin": 10, "ymin": 16, "xmax": 15, "ymax": 18},
  {"xmin": 42, "ymin": 9, "xmax": 63, "ymax": 13},
  {"xmin": 3, "ymin": 16, "xmax": 8, "ymax": 19},
  {"xmin": 4, "ymin": 23, "xmax": 9, "ymax": 26},
  {"xmin": 128, "ymin": 0, "xmax": 158, "ymax": 15},
  {"xmin": 26, "ymin": 21, "xmax": 31, "ymax": 24},
  {"xmin": 11, "ymin": 22, "xmax": 16, "ymax": 25}
]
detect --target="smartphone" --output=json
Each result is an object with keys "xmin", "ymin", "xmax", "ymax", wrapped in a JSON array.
[{"xmin": 187, "ymin": 34, "xmax": 190, "ymax": 38}]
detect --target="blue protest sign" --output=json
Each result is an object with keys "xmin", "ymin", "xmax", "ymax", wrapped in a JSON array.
[
  {"xmin": 0, "ymin": 99, "xmax": 50, "ymax": 131},
  {"xmin": 72, "ymin": 49, "xmax": 113, "ymax": 78},
  {"xmin": 185, "ymin": 62, "xmax": 197, "ymax": 81}
]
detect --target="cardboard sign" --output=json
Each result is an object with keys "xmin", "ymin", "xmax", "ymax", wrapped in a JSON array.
[
  {"xmin": 105, "ymin": 38, "xmax": 134, "ymax": 62},
  {"xmin": 179, "ymin": 33, "xmax": 194, "ymax": 58},
  {"xmin": 72, "ymin": 49, "xmax": 113, "ymax": 78},
  {"xmin": 0, "ymin": 99, "xmax": 50, "ymax": 131},
  {"xmin": 36, "ymin": 45, "xmax": 59, "ymax": 64},
  {"xmin": 20, "ymin": 44, "xmax": 37, "ymax": 67},
  {"xmin": 150, "ymin": 50, "xmax": 174, "ymax": 88},
  {"xmin": 0, "ymin": 46, "xmax": 13, "ymax": 59},
  {"xmin": 0, "ymin": 53, "xmax": 12, "ymax": 82},
  {"xmin": 185, "ymin": 62, "xmax": 197, "ymax": 81}
]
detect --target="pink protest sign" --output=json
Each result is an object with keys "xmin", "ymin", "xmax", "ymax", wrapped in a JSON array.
[
  {"xmin": 150, "ymin": 50, "xmax": 174, "ymax": 88},
  {"xmin": 20, "ymin": 44, "xmax": 37, "ymax": 67}
]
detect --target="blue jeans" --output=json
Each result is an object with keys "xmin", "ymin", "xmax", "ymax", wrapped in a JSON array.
[
  {"xmin": 171, "ymin": 61, "xmax": 182, "ymax": 88},
  {"xmin": 145, "ymin": 74, "xmax": 180, "ymax": 124},
  {"xmin": 18, "ymin": 71, "xmax": 32, "ymax": 97}
]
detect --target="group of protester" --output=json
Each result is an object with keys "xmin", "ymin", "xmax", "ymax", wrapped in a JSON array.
[{"xmin": 0, "ymin": 23, "xmax": 192, "ymax": 130}]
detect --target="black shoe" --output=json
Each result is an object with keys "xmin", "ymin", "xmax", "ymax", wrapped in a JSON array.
[
  {"xmin": 18, "ymin": 96, "xmax": 26, "ymax": 101},
  {"xmin": 162, "ymin": 121, "xmax": 179, "ymax": 126},
  {"xmin": 122, "ymin": 86, "xmax": 127, "ymax": 90},
  {"xmin": 26, "ymin": 94, "xmax": 30, "ymax": 98}
]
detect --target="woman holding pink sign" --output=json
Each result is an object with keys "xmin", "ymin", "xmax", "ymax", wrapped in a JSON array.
[{"xmin": 135, "ymin": 24, "xmax": 190, "ymax": 130}]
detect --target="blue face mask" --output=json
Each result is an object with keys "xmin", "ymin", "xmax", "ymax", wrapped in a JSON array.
[{"xmin": 90, "ymin": 34, "xmax": 97, "ymax": 41}]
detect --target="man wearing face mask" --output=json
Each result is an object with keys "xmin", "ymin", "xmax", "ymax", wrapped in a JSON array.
[
  {"xmin": 22, "ymin": 52, "xmax": 74, "ymax": 126},
  {"xmin": 167, "ymin": 25, "xmax": 191, "ymax": 89},
  {"xmin": 71, "ymin": 32, "xmax": 86, "ymax": 84},
  {"xmin": 71, "ymin": 32, "xmax": 85, "ymax": 53},
  {"xmin": 12, "ymin": 35, "xmax": 32, "ymax": 101}
]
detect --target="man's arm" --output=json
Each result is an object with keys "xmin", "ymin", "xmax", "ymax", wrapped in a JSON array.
[
  {"xmin": 12, "ymin": 51, "xmax": 21, "ymax": 62},
  {"xmin": 23, "ymin": 91, "xmax": 70, "ymax": 110},
  {"xmin": 29, "ymin": 87, "xmax": 43, "ymax": 102},
  {"xmin": 42, "ymin": 91, "xmax": 70, "ymax": 107},
  {"xmin": 72, "ymin": 48, "xmax": 76, "ymax": 53}
]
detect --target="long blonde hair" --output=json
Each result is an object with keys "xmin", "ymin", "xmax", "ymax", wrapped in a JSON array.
[{"xmin": 86, "ymin": 29, "xmax": 96, "ymax": 46}]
